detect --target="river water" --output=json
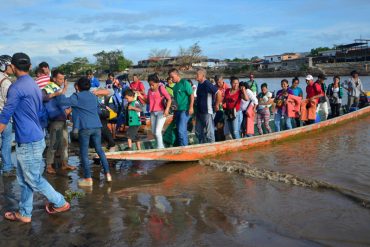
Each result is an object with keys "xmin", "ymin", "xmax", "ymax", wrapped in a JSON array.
[{"xmin": 0, "ymin": 76, "xmax": 369, "ymax": 246}]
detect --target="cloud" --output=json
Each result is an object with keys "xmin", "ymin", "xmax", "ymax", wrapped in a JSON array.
[
  {"xmin": 250, "ymin": 30, "xmax": 287, "ymax": 39},
  {"xmin": 63, "ymin": 24, "xmax": 245, "ymax": 44},
  {"xmin": 58, "ymin": 49, "xmax": 72, "ymax": 54},
  {"xmin": 19, "ymin": 22, "xmax": 36, "ymax": 32},
  {"xmin": 79, "ymin": 11, "xmax": 160, "ymax": 24},
  {"xmin": 64, "ymin": 34, "xmax": 82, "ymax": 41}
]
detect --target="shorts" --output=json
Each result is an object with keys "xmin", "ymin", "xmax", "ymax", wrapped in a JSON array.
[{"xmin": 127, "ymin": 126, "xmax": 140, "ymax": 141}]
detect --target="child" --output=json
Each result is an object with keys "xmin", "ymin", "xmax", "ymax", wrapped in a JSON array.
[
  {"xmin": 57, "ymin": 77, "xmax": 112, "ymax": 187},
  {"xmin": 124, "ymin": 89, "xmax": 142, "ymax": 151}
]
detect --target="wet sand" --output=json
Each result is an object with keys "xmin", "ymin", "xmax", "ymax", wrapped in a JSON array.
[{"xmin": 0, "ymin": 115, "xmax": 370, "ymax": 246}]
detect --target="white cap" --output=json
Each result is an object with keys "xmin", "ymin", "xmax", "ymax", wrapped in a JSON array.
[{"xmin": 305, "ymin": 75, "xmax": 314, "ymax": 81}]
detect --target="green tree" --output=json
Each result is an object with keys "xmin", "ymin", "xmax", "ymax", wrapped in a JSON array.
[
  {"xmin": 56, "ymin": 57, "xmax": 94, "ymax": 76},
  {"xmin": 310, "ymin": 47, "xmax": 332, "ymax": 56},
  {"xmin": 94, "ymin": 49, "xmax": 132, "ymax": 72}
]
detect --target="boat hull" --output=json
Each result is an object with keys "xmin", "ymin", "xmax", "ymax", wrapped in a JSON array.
[{"xmin": 104, "ymin": 106, "xmax": 370, "ymax": 161}]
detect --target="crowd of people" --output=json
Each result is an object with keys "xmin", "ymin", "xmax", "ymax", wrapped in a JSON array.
[{"xmin": 0, "ymin": 52, "xmax": 368, "ymax": 223}]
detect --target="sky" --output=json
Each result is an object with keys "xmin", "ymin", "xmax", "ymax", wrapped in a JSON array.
[{"xmin": 1, "ymin": 0, "xmax": 370, "ymax": 67}]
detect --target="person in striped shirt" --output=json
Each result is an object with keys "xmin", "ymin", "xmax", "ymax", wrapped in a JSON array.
[{"xmin": 35, "ymin": 61, "xmax": 50, "ymax": 89}]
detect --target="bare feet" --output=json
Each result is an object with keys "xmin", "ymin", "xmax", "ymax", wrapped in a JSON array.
[
  {"xmin": 61, "ymin": 164, "xmax": 77, "ymax": 170},
  {"xmin": 46, "ymin": 165, "xmax": 56, "ymax": 174}
]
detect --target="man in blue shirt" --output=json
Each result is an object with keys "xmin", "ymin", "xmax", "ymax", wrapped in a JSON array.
[
  {"xmin": 195, "ymin": 68, "xmax": 219, "ymax": 143},
  {"xmin": 0, "ymin": 53, "xmax": 69, "ymax": 223},
  {"xmin": 86, "ymin": 69, "xmax": 100, "ymax": 88}
]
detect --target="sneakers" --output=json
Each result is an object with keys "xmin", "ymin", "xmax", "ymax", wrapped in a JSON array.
[
  {"xmin": 105, "ymin": 173, "xmax": 112, "ymax": 182},
  {"xmin": 78, "ymin": 178, "xmax": 93, "ymax": 187}
]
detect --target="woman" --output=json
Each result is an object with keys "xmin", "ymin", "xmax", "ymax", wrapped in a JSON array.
[
  {"xmin": 274, "ymin": 79, "xmax": 294, "ymax": 132},
  {"xmin": 256, "ymin": 83, "xmax": 273, "ymax": 135},
  {"xmin": 141, "ymin": 74, "xmax": 172, "ymax": 149},
  {"xmin": 223, "ymin": 76, "xmax": 249, "ymax": 139},
  {"xmin": 326, "ymin": 75, "xmax": 343, "ymax": 118},
  {"xmin": 290, "ymin": 77, "xmax": 303, "ymax": 127},
  {"xmin": 240, "ymin": 83, "xmax": 258, "ymax": 137}
]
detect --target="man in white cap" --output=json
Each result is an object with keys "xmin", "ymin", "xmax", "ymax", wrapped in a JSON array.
[{"xmin": 304, "ymin": 75, "xmax": 324, "ymax": 124}]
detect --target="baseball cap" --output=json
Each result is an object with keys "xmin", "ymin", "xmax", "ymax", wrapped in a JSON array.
[
  {"xmin": 318, "ymin": 74, "xmax": 327, "ymax": 80},
  {"xmin": 11, "ymin": 52, "xmax": 31, "ymax": 70},
  {"xmin": 0, "ymin": 55, "xmax": 12, "ymax": 72},
  {"xmin": 305, "ymin": 75, "xmax": 314, "ymax": 81}
]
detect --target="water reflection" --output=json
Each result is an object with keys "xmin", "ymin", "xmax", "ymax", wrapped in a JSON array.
[{"xmin": 0, "ymin": 116, "xmax": 369, "ymax": 246}]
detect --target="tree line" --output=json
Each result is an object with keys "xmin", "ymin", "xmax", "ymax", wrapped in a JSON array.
[{"xmin": 55, "ymin": 50, "xmax": 133, "ymax": 77}]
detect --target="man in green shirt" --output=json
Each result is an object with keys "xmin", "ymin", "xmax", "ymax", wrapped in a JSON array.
[
  {"xmin": 246, "ymin": 73, "xmax": 258, "ymax": 95},
  {"xmin": 168, "ymin": 68, "xmax": 194, "ymax": 146}
]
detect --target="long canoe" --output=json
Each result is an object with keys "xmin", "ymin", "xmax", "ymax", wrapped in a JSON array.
[{"xmin": 104, "ymin": 106, "xmax": 370, "ymax": 161}]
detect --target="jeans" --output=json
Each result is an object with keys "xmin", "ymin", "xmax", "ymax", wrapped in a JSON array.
[
  {"xmin": 195, "ymin": 113, "xmax": 215, "ymax": 144},
  {"xmin": 46, "ymin": 121, "xmax": 68, "ymax": 165},
  {"xmin": 274, "ymin": 110, "xmax": 292, "ymax": 132},
  {"xmin": 79, "ymin": 128, "xmax": 110, "ymax": 178},
  {"xmin": 226, "ymin": 110, "xmax": 243, "ymax": 139},
  {"xmin": 347, "ymin": 95, "xmax": 359, "ymax": 110},
  {"xmin": 16, "ymin": 139, "xmax": 66, "ymax": 218},
  {"xmin": 330, "ymin": 103, "xmax": 341, "ymax": 118},
  {"xmin": 1, "ymin": 122, "xmax": 13, "ymax": 172},
  {"xmin": 150, "ymin": 111, "xmax": 166, "ymax": 148},
  {"xmin": 317, "ymin": 101, "xmax": 329, "ymax": 121},
  {"xmin": 175, "ymin": 111, "xmax": 190, "ymax": 146}
]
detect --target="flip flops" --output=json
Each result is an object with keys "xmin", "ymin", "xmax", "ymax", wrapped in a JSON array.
[
  {"xmin": 4, "ymin": 212, "xmax": 31, "ymax": 223},
  {"xmin": 45, "ymin": 202, "xmax": 71, "ymax": 214}
]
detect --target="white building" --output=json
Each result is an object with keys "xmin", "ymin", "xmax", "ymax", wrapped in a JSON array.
[{"xmin": 264, "ymin": 55, "xmax": 282, "ymax": 63}]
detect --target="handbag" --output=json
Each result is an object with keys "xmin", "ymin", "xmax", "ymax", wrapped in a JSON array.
[
  {"xmin": 224, "ymin": 91, "xmax": 240, "ymax": 121},
  {"xmin": 224, "ymin": 108, "xmax": 236, "ymax": 121}
]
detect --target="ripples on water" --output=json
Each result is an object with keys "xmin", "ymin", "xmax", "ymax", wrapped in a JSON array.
[{"xmin": 0, "ymin": 116, "xmax": 369, "ymax": 246}]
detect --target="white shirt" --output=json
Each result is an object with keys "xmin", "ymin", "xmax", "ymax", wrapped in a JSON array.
[
  {"xmin": 0, "ymin": 72, "xmax": 12, "ymax": 112},
  {"xmin": 257, "ymin": 91, "xmax": 272, "ymax": 110},
  {"xmin": 240, "ymin": 89, "xmax": 258, "ymax": 111},
  {"xmin": 349, "ymin": 78, "xmax": 365, "ymax": 97}
]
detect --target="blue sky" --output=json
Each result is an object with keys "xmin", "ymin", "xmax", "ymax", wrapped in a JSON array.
[{"xmin": 1, "ymin": 0, "xmax": 370, "ymax": 67}]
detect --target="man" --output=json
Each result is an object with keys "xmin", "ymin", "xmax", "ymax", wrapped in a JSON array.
[
  {"xmin": 195, "ymin": 69, "xmax": 219, "ymax": 144},
  {"xmin": 43, "ymin": 69, "xmax": 76, "ymax": 174},
  {"xmin": 246, "ymin": 73, "xmax": 258, "ymax": 95},
  {"xmin": 0, "ymin": 55, "xmax": 15, "ymax": 176},
  {"xmin": 316, "ymin": 74, "xmax": 329, "ymax": 121},
  {"xmin": 345, "ymin": 70, "xmax": 366, "ymax": 110},
  {"xmin": 168, "ymin": 68, "xmax": 194, "ymax": 146},
  {"xmin": 304, "ymin": 75, "xmax": 324, "ymax": 125},
  {"xmin": 86, "ymin": 69, "xmax": 100, "ymax": 88},
  {"xmin": 0, "ymin": 53, "xmax": 70, "ymax": 223},
  {"xmin": 35, "ymin": 61, "xmax": 50, "ymax": 89}
]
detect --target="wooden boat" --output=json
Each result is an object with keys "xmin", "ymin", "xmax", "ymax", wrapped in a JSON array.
[
  {"xmin": 142, "ymin": 114, "xmax": 173, "ymax": 130},
  {"xmin": 104, "ymin": 106, "xmax": 370, "ymax": 162}
]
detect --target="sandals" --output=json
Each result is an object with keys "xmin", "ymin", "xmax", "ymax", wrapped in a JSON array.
[
  {"xmin": 45, "ymin": 202, "xmax": 71, "ymax": 214},
  {"xmin": 4, "ymin": 212, "xmax": 31, "ymax": 223}
]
